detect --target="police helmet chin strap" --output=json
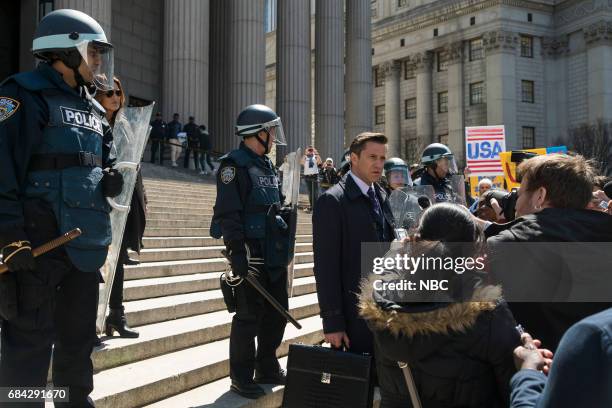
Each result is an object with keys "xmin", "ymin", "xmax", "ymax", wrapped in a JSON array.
[{"xmin": 255, "ymin": 129, "xmax": 272, "ymax": 155}]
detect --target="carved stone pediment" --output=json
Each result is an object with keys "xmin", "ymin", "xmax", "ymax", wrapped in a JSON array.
[
  {"xmin": 584, "ymin": 20, "xmax": 612, "ymax": 46},
  {"xmin": 541, "ymin": 35, "xmax": 570, "ymax": 57},
  {"xmin": 483, "ymin": 30, "xmax": 518, "ymax": 53}
]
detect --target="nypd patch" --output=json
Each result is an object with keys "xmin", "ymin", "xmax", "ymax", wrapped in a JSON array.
[
  {"xmin": 221, "ymin": 166, "xmax": 236, "ymax": 184},
  {"xmin": 0, "ymin": 97, "xmax": 20, "ymax": 122},
  {"xmin": 60, "ymin": 106, "xmax": 103, "ymax": 135}
]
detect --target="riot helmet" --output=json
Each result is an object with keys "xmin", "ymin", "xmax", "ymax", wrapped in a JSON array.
[
  {"xmin": 235, "ymin": 104, "xmax": 287, "ymax": 154},
  {"xmin": 32, "ymin": 9, "xmax": 114, "ymax": 91},
  {"xmin": 384, "ymin": 157, "xmax": 413, "ymax": 189},
  {"xmin": 420, "ymin": 143, "xmax": 458, "ymax": 178}
]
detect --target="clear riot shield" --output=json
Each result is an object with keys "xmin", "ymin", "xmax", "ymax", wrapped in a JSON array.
[
  {"xmin": 96, "ymin": 103, "xmax": 154, "ymax": 334},
  {"xmin": 284, "ymin": 148, "xmax": 302, "ymax": 297},
  {"xmin": 446, "ymin": 174, "xmax": 468, "ymax": 207},
  {"xmin": 394, "ymin": 185, "xmax": 436, "ymax": 236}
]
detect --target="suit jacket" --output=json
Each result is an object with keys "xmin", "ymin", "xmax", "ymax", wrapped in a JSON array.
[{"xmin": 313, "ymin": 173, "xmax": 394, "ymax": 354}]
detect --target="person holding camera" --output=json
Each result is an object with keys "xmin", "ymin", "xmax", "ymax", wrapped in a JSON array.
[
  {"xmin": 301, "ymin": 145, "xmax": 322, "ymax": 212},
  {"xmin": 319, "ymin": 157, "xmax": 339, "ymax": 194},
  {"xmin": 487, "ymin": 154, "xmax": 612, "ymax": 351}
]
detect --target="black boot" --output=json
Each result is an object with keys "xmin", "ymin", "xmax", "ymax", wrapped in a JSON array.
[
  {"xmin": 230, "ymin": 379, "xmax": 266, "ymax": 399},
  {"xmin": 105, "ymin": 307, "xmax": 139, "ymax": 338},
  {"xmin": 255, "ymin": 368, "xmax": 287, "ymax": 385}
]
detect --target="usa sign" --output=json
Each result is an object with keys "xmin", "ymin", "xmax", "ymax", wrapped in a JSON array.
[{"xmin": 465, "ymin": 125, "xmax": 506, "ymax": 176}]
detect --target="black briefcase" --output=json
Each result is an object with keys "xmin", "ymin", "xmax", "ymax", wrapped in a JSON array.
[{"xmin": 281, "ymin": 344, "xmax": 374, "ymax": 408}]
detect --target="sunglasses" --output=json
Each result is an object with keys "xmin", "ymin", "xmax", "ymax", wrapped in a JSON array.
[{"xmin": 104, "ymin": 89, "xmax": 122, "ymax": 98}]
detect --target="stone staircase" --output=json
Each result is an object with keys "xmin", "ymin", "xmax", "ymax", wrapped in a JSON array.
[{"xmin": 89, "ymin": 164, "xmax": 324, "ymax": 408}]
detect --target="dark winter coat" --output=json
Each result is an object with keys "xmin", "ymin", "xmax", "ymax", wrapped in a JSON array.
[
  {"xmin": 123, "ymin": 170, "xmax": 147, "ymax": 253},
  {"xmin": 487, "ymin": 208, "xmax": 612, "ymax": 350},
  {"xmin": 359, "ymin": 282, "xmax": 520, "ymax": 408}
]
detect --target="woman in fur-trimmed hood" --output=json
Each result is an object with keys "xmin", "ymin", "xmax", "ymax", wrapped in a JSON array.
[{"xmin": 359, "ymin": 204, "xmax": 521, "ymax": 408}]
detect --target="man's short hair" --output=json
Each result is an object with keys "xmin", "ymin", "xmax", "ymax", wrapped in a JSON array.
[
  {"xmin": 349, "ymin": 132, "xmax": 388, "ymax": 157},
  {"xmin": 517, "ymin": 154, "xmax": 596, "ymax": 209},
  {"xmin": 478, "ymin": 178, "xmax": 492, "ymax": 188}
]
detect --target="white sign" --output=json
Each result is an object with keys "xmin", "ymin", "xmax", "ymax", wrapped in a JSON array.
[{"xmin": 465, "ymin": 125, "xmax": 506, "ymax": 176}]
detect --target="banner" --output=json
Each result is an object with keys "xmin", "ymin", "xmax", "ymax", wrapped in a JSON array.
[
  {"xmin": 465, "ymin": 126, "xmax": 506, "ymax": 176},
  {"xmin": 500, "ymin": 146, "xmax": 567, "ymax": 190}
]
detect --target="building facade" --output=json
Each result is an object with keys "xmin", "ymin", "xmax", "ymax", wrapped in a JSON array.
[
  {"xmin": 369, "ymin": 0, "xmax": 612, "ymax": 164},
  {"xmin": 6, "ymin": 0, "xmax": 611, "ymax": 165}
]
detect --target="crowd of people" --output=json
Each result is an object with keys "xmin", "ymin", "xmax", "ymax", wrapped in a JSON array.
[
  {"xmin": 149, "ymin": 111, "xmax": 215, "ymax": 175},
  {"xmin": 2, "ymin": 7, "xmax": 612, "ymax": 408}
]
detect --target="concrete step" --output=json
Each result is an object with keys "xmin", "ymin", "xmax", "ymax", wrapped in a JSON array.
[
  {"xmin": 124, "ymin": 256, "xmax": 314, "ymax": 281},
  {"xmin": 141, "ymin": 235, "xmax": 312, "ymax": 249},
  {"xmin": 132, "ymin": 243, "xmax": 313, "ymax": 263},
  {"xmin": 91, "ymin": 316, "xmax": 324, "ymax": 408},
  {"xmin": 147, "ymin": 199, "xmax": 217, "ymax": 208},
  {"xmin": 147, "ymin": 218, "xmax": 212, "ymax": 229},
  {"xmin": 146, "ymin": 211, "xmax": 313, "ymax": 222},
  {"xmin": 124, "ymin": 282, "xmax": 319, "ymax": 327},
  {"xmin": 143, "ymin": 223, "xmax": 313, "ymax": 237},
  {"xmin": 143, "ymin": 358, "xmax": 289, "ymax": 408},
  {"xmin": 96, "ymin": 291, "xmax": 319, "ymax": 372},
  {"xmin": 123, "ymin": 270, "xmax": 315, "ymax": 302}
]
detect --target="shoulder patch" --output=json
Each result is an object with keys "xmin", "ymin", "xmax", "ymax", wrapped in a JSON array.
[
  {"xmin": 221, "ymin": 166, "xmax": 236, "ymax": 184},
  {"xmin": 0, "ymin": 97, "xmax": 20, "ymax": 122}
]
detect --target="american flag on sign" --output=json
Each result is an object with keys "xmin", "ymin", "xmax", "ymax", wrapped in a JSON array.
[{"xmin": 465, "ymin": 125, "xmax": 506, "ymax": 176}]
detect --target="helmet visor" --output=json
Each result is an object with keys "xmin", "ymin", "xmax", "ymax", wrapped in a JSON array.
[
  {"xmin": 386, "ymin": 167, "xmax": 413, "ymax": 188},
  {"xmin": 76, "ymin": 40, "xmax": 114, "ymax": 91},
  {"xmin": 262, "ymin": 117, "xmax": 287, "ymax": 146},
  {"xmin": 437, "ymin": 154, "xmax": 458, "ymax": 176}
]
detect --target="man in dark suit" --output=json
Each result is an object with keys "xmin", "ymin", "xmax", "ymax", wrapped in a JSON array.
[{"xmin": 313, "ymin": 132, "xmax": 394, "ymax": 355}]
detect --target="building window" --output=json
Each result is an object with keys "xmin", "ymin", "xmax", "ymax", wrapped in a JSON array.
[
  {"xmin": 374, "ymin": 66, "xmax": 385, "ymax": 87},
  {"xmin": 400, "ymin": 38, "xmax": 405, "ymax": 47},
  {"xmin": 39, "ymin": 0, "xmax": 54, "ymax": 21},
  {"xmin": 470, "ymin": 16, "xmax": 476, "ymax": 26},
  {"xmin": 522, "ymin": 127, "xmax": 535, "ymax": 148},
  {"xmin": 470, "ymin": 81, "xmax": 484, "ymax": 105},
  {"xmin": 264, "ymin": 0, "xmax": 277, "ymax": 33},
  {"xmin": 437, "ymin": 52, "xmax": 448, "ymax": 72},
  {"xmin": 433, "ymin": 28, "xmax": 438, "ymax": 37},
  {"xmin": 404, "ymin": 61, "xmax": 415, "ymax": 79},
  {"xmin": 520, "ymin": 35, "xmax": 533, "ymax": 58},
  {"xmin": 405, "ymin": 98, "xmax": 416, "ymax": 119},
  {"xmin": 438, "ymin": 91, "xmax": 448, "ymax": 113},
  {"xmin": 527, "ymin": 13, "xmax": 533, "ymax": 22},
  {"xmin": 375, "ymin": 105, "xmax": 385, "ymax": 124},
  {"xmin": 398, "ymin": 0, "xmax": 408, "ymax": 7},
  {"xmin": 469, "ymin": 38, "xmax": 484, "ymax": 61},
  {"xmin": 438, "ymin": 133, "xmax": 449, "ymax": 145},
  {"xmin": 522, "ymin": 80, "xmax": 535, "ymax": 103}
]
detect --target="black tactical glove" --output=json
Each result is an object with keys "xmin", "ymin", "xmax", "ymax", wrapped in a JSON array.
[
  {"xmin": 102, "ymin": 168, "xmax": 124, "ymax": 198},
  {"xmin": 1, "ymin": 241, "xmax": 36, "ymax": 273},
  {"xmin": 228, "ymin": 240, "xmax": 249, "ymax": 278}
]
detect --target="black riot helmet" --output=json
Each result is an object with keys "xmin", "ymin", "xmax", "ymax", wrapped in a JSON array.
[
  {"xmin": 420, "ymin": 143, "xmax": 458, "ymax": 177},
  {"xmin": 32, "ymin": 9, "xmax": 114, "ymax": 90},
  {"xmin": 235, "ymin": 104, "xmax": 287, "ymax": 154}
]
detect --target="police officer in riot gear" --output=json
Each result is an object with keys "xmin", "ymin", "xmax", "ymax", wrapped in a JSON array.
[
  {"xmin": 0, "ymin": 9, "xmax": 120, "ymax": 406},
  {"xmin": 211, "ymin": 104, "xmax": 290, "ymax": 399},
  {"xmin": 383, "ymin": 157, "xmax": 412, "ymax": 191},
  {"xmin": 414, "ymin": 143, "xmax": 457, "ymax": 203}
]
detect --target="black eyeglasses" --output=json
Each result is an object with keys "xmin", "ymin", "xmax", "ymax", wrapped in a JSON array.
[{"xmin": 105, "ymin": 89, "xmax": 122, "ymax": 98}]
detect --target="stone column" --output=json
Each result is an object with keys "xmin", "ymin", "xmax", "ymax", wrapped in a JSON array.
[
  {"xmin": 542, "ymin": 36, "xmax": 569, "ymax": 144},
  {"xmin": 382, "ymin": 60, "xmax": 401, "ymax": 157},
  {"xmin": 585, "ymin": 21, "xmax": 612, "ymax": 123},
  {"xmin": 55, "ymin": 0, "xmax": 112, "ymax": 39},
  {"xmin": 315, "ymin": 0, "xmax": 344, "ymax": 161},
  {"xmin": 345, "ymin": 0, "xmax": 373, "ymax": 144},
  {"xmin": 447, "ymin": 41, "xmax": 465, "ymax": 164},
  {"xmin": 484, "ymin": 30, "xmax": 518, "ymax": 149},
  {"xmin": 162, "ymin": 0, "xmax": 209, "ymax": 131},
  {"xmin": 276, "ymin": 0, "xmax": 311, "ymax": 158},
  {"xmin": 209, "ymin": 0, "xmax": 230, "ymax": 152},
  {"xmin": 415, "ymin": 52, "xmax": 433, "ymax": 144},
  {"xmin": 227, "ymin": 0, "xmax": 266, "ymax": 153}
]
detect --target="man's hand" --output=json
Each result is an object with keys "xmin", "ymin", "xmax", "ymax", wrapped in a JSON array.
[
  {"xmin": 325, "ymin": 331, "xmax": 350, "ymax": 349},
  {"xmin": 102, "ymin": 168, "xmax": 124, "ymax": 198},
  {"xmin": 228, "ymin": 241, "xmax": 249, "ymax": 278},
  {"xmin": 513, "ymin": 332, "xmax": 554, "ymax": 374},
  {"xmin": 1, "ymin": 241, "xmax": 36, "ymax": 273}
]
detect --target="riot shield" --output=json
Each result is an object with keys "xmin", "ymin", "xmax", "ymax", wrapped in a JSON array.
[
  {"xmin": 284, "ymin": 148, "xmax": 302, "ymax": 298},
  {"xmin": 446, "ymin": 174, "xmax": 468, "ymax": 207},
  {"xmin": 96, "ymin": 103, "xmax": 154, "ymax": 334},
  {"xmin": 394, "ymin": 185, "xmax": 436, "ymax": 237}
]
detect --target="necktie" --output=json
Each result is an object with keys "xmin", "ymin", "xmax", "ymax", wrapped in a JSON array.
[{"xmin": 367, "ymin": 187, "xmax": 383, "ymax": 225}]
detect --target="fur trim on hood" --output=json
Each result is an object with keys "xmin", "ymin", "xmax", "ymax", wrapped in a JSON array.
[{"xmin": 358, "ymin": 275, "xmax": 503, "ymax": 339}]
